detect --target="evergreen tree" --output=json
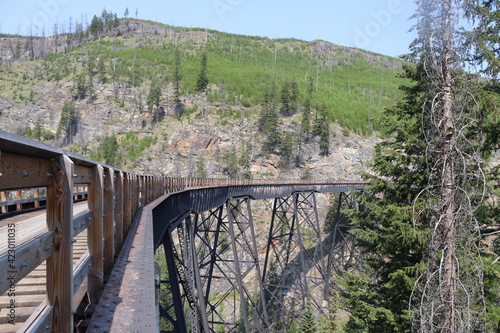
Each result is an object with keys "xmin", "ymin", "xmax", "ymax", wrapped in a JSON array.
[
  {"xmin": 32, "ymin": 117, "xmax": 42, "ymax": 141},
  {"xmin": 464, "ymin": 0, "xmax": 500, "ymax": 79},
  {"xmin": 342, "ymin": 272, "xmax": 396, "ymax": 332},
  {"xmin": 224, "ymin": 146, "xmax": 239, "ymax": 179},
  {"xmin": 147, "ymin": 83, "xmax": 161, "ymax": 113},
  {"xmin": 173, "ymin": 47, "xmax": 183, "ymax": 119},
  {"xmin": 195, "ymin": 154, "xmax": 208, "ymax": 178},
  {"xmin": 302, "ymin": 76, "xmax": 314, "ymax": 141},
  {"xmin": 342, "ymin": 0, "xmax": 495, "ymax": 331},
  {"xmin": 278, "ymin": 131, "xmax": 295, "ymax": 168},
  {"xmin": 341, "ymin": 1, "xmax": 437, "ymax": 330},
  {"xmin": 57, "ymin": 101, "xmax": 78, "ymax": 145},
  {"xmin": 97, "ymin": 56, "xmax": 107, "ymax": 84},
  {"xmin": 408, "ymin": 1, "xmax": 488, "ymax": 330},
  {"xmin": 74, "ymin": 72, "xmax": 87, "ymax": 99},
  {"xmin": 299, "ymin": 302, "xmax": 316, "ymax": 333},
  {"xmin": 463, "ymin": 1, "xmax": 500, "ymax": 330},
  {"xmin": 239, "ymin": 143, "xmax": 252, "ymax": 179},
  {"xmin": 259, "ymin": 80, "xmax": 280, "ymax": 154},
  {"xmin": 196, "ymin": 52, "xmax": 208, "ymax": 92},
  {"xmin": 89, "ymin": 15, "xmax": 103, "ymax": 38},
  {"xmin": 314, "ymin": 103, "xmax": 330, "ymax": 156},
  {"xmin": 280, "ymin": 78, "xmax": 299, "ymax": 116}
]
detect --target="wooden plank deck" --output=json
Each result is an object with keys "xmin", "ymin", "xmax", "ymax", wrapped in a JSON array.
[{"xmin": 0, "ymin": 203, "xmax": 88, "ymax": 333}]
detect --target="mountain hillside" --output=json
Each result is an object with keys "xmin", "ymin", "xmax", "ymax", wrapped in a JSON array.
[{"xmin": 0, "ymin": 16, "xmax": 403, "ymax": 179}]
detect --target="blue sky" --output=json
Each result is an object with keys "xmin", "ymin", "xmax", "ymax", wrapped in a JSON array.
[{"xmin": 0, "ymin": 0, "xmax": 417, "ymax": 58}]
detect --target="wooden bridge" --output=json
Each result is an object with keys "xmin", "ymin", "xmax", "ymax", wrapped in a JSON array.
[{"xmin": 0, "ymin": 130, "xmax": 365, "ymax": 332}]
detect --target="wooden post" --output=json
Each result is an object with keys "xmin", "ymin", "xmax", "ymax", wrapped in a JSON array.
[
  {"xmin": 103, "ymin": 168, "xmax": 115, "ymax": 277},
  {"xmin": 152, "ymin": 176, "xmax": 155, "ymax": 200},
  {"xmin": 88, "ymin": 165, "xmax": 104, "ymax": 303},
  {"xmin": 144, "ymin": 176, "xmax": 148, "ymax": 205},
  {"xmin": 1, "ymin": 191, "xmax": 7, "ymax": 213},
  {"xmin": 123, "ymin": 173, "xmax": 131, "ymax": 235},
  {"xmin": 33, "ymin": 189, "xmax": 40, "ymax": 208},
  {"xmin": 146, "ymin": 175, "xmax": 149, "ymax": 204},
  {"xmin": 152, "ymin": 177, "xmax": 158, "ymax": 200},
  {"xmin": 46, "ymin": 155, "xmax": 74, "ymax": 332},
  {"xmin": 114, "ymin": 171, "xmax": 124, "ymax": 256},
  {"xmin": 131, "ymin": 175, "xmax": 137, "ymax": 216},
  {"xmin": 139, "ymin": 176, "xmax": 144, "ymax": 208},
  {"xmin": 131, "ymin": 175, "xmax": 136, "ymax": 215},
  {"xmin": 16, "ymin": 190, "xmax": 21, "ymax": 211},
  {"xmin": 138, "ymin": 175, "xmax": 141, "ymax": 208},
  {"xmin": 146, "ymin": 175, "xmax": 149, "ymax": 203}
]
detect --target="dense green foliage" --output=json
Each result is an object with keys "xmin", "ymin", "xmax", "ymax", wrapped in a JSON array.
[
  {"xmin": 90, "ymin": 132, "xmax": 157, "ymax": 167},
  {"xmin": 92, "ymin": 135, "xmax": 119, "ymax": 165}
]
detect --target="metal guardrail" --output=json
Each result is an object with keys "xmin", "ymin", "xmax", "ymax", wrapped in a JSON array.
[{"xmin": 0, "ymin": 129, "xmax": 366, "ymax": 332}]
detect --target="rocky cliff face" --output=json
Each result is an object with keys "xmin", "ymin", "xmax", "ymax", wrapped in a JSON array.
[{"xmin": 132, "ymin": 111, "xmax": 379, "ymax": 181}]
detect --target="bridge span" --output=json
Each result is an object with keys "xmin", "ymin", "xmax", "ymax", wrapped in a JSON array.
[{"xmin": 0, "ymin": 130, "xmax": 364, "ymax": 332}]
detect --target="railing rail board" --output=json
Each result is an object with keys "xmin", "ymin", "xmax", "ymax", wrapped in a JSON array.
[
  {"xmin": 0, "ymin": 153, "xmax": 53, "ymax": 190},
  {"xmin": 0, "ymin": 231, "xmax": 53, "ymax": 295},
  {"xmin": 72, "ymin": 211, "xmax": 92, "ymax": 238},
  {"xmin": 73, "ymin": 253, "xmax": 92, "ymax": 295},
  {"xmin": 17, "ymin": 302, "xmax": 53, "ymax": 333}
]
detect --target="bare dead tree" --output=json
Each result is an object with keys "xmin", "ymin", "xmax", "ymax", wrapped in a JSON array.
[{"xmin": 410, "ymin": 0, "xmax": 487, "ymax": 331}]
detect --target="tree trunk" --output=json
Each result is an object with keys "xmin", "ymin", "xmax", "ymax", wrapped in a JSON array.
[{"xmin": 441, "ymin": 1, "xmax": 456, "ymax": 332}]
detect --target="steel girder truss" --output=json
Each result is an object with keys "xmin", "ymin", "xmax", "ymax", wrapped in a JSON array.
[
  {"xmin": 260, "ymin": 191, "xmax": 328, "ymax": 331},
  {"xmin": 326, "ymin": 192, "xmax": 359, "ymax": 278},
  {"xmin": 159, "ymin": 191, "xmax": 359, "ymax": 332},
  {"xmin": 160, "ymin": 197, "xmax": 267, "ymax": 332}
]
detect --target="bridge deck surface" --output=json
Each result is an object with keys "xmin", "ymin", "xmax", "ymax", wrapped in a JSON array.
[{"xmin": 0, "ymin": 202, "xmax": 88, "ymax": 332}]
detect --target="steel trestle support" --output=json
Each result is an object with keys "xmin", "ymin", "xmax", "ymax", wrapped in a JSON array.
[
  {"xmin": 158, "ymin": 190, "xmax": 361, "ymax": 332},
  {"xmin": 160, "ymin": 197, "xmax": 268, "ymax": 332},
  {"xmin": 260, "ymin": 191, "xmax": 329, "ymax": 332}
]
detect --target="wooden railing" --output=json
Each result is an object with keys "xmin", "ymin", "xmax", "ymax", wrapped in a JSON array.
[{"xmin": 0, "ymin": 130, "xmax": 366, "ymax": 332}]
